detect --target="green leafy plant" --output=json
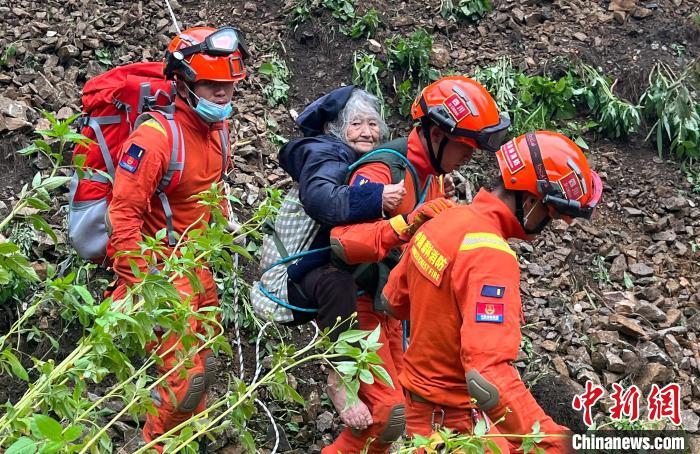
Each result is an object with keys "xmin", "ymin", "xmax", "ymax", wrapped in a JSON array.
[
  {"xmin": 259, "ymin": 55, "xmax": 291, "ymax": 107},
  {"xmin": 397, "ymin": 418, "xmax": 553, "ymax": 453},
  {"xmin": 386, "ymin": 29, "xmax": 439, "ymax": 86},
  {"xmin": 95, "ymin": 48, "xmax": 112, "ymax": 67},
  {"xmin": 394, "ymin": 79, "xmax": 415, "ymax": 118},
  {"xmin": 346, "ymin": 8, "xmax": 381, "ymax": 39},
  {"xmin": 441, "ymin": 0, "xmax": 493, "ymax": 23},
  {"xmin": 579, "ymin": 64, "xmax": 641, "ymax": 139},
  {"xmin": 640, "ymin": 62, "xmax": 699, "ymax": 161},
  {"xmin": 684, "ymin": 160, "xmax": 700, "ymax": 194},
  {"xmin": 0, "ymin": 43, "xmax": 17, "ymax": 68},
  {"xmin": 352, "ymin": 51, "xmax": 385, "ymax": 111},
  {"xmin": 322, "ymin": 0, "xmax": 355, "ymax": 23},
  {"xmin": 592, "ymin": 255, "xmax": 611, "ymax": 287}
]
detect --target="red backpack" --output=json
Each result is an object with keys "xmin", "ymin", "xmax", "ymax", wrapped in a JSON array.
[{"xmin": 67, "ymin": 62, "xmax": 230, "ymax": 262}]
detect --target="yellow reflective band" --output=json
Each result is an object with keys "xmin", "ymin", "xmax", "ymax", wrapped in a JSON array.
[
  {"xmin": 459, "ymin": 232, "xmax": 517, "ymax": 259},
  {"xmin": 141, "ymin": 119, "xmax": 167, "ymax": 136},
  {"xmin": 389, "ymin": 214, "xmax": 409, "ymax": 235}
]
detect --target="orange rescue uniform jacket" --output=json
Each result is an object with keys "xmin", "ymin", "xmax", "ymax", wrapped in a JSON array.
[
  {"xmin": 108, "ymin": 96, "xmax": 229, "ymax": 284},
  {"xmin": 331, "ymin": 129, "xmax": 444, "ymax": 263},
  {"xmin": 383, "ymin": 189, "xmax": 569, "ymax": 440}
]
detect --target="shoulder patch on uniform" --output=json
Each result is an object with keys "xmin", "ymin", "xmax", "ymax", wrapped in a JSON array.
[
  {"xmin": 353, "ymin": 174, "xmax": 371, "ymax": 186},
  {"xmin": 409, "ymin": 230, "xmax": 450, "ymax": 287},
  {"xmin": 476, "ymin": 302, "xmax": 504, "ymax": 323},
  {"xmin": 481, "ymin": 285, "xmax": 505, "ymax": 298},
  {"xmin": 141, "ymin": 119, "xmax": 167, "ymax": 136},
  {"xmin": 118, "ymin": 144, "xmax": 145, "ymax": 174},
  {"xmin": 460, "ymin": 232, "xmax": 516, "ymax": 259}
]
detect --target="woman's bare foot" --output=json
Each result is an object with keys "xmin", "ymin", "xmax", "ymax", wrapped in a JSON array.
[{"xmin": 326, "ymin": 371, "xmax": 373, "ymax": 431}]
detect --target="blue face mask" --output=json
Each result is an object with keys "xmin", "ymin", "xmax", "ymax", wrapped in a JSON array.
[
  {"xmin": 187, "ymin": 87, "xmax": 233, "ymax": 123},
  {"xmin": 194, "ymin": 96, "xmax": 233, "ymax": 123}
]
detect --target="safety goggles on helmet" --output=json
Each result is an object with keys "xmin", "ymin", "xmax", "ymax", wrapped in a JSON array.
[
  {"xmin": 174, "ymin": 27, "xmax": 249, "ymax": 59},
  {"xmin": 525, "ymin": 132, "xmax": 602, "ymax": 219},
  {"xmin": 420, "ymin": 94, "xmax": 511, "ymax": 152}
]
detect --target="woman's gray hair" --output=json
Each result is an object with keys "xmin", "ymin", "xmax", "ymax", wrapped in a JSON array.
[{"xmin": 326, "ymin": 88, "xmax": 388, "ymax": 144}]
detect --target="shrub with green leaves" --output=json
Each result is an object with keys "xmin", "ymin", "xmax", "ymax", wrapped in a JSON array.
[
  {"xmin": 346, "ymin": 8, "xmax": 381, "ymax": 39},
  {"xmin": 322, "ymin": 0, "xmax": 355, "ymax": 23},
  {"xmin": 440, "ymin": 0, "xmax": 493, "ymax": 23},
  {"xmin": 352, "ymin": 51, "xmax": 385, "ymax": 109},
  {"xmin": 394, "ymin": 79, "xmax": 416, "ymax": 118},
  {"xmin": 641, "ymin": 62, "xmax": 699, "ymax": 161},
  {"xmin": 386, "ymin": 29, "xmax": 439, "ymax": 85},
  {"xmin": 259, "ymin": 55, "xmax": 291, "ymax": 107},
  {"xmin": 579, "ymin": 64, "xmax": 641, "ymax": 139}
]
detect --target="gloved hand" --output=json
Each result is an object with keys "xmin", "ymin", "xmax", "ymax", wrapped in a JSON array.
[{"xmin": 389, "ymin": 197, "xmax": 456, "ymax": 241}]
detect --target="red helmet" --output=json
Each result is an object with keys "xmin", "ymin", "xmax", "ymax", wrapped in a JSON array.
[
  {"xmin": 496, "ymin": 131, "xmax": 603, "ymax": 220},
  {"xmin": 164, "ymin": 26, "xmax": 248, "ymax": 83},
  {"xmin": 411, "ymin": 76, "xmax": 510, "ymax": 152}
]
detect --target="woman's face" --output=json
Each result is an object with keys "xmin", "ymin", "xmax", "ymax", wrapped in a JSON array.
[{"xmin": 345, "ymin": 115, "xmax": 381, "ymax": 154}]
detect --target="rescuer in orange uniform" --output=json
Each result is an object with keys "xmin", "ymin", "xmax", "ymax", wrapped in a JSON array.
[
  {"xmin": 382, "ymin": 131, "xmax": 603, "ymax": 453},
  {"xmin": 328, "ymin": 76, "xmax": 510, "ymax": 453},
  {"xmin": 108, "ymin": 27, "xmax": 247, "ymax": 449}
]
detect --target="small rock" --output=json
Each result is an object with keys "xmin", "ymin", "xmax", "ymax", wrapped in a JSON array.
[
  {"xmin": 590, "ymin": 331, "xmax": 620, "ymax": 345},
  {"xmin": 573, "ymin": 32, "xmax": 588, "ymax": 42},
  {"xmin": 552, "ymin": 356, "xmax": 569, "ymax": 377},
  {"xmin": 652, "ymin": 230, "xmax": 676, "ymax": 242},
  {"xmin": 367, "ymin": 39, "xmax": 381, "ymax": 53},
  {"xmin": 609, "ymin": 254, "xmax": 627, "ymax": 282},
  {"xmin": 664, "ymin": 334, "xmax": 683, "ymax": 362},
  {"xmin": 623, "ymin": 207, "xmax": 643, "ymax": 216},
  {"xmin": 605, "ymin": 351, "xmax": 627, "ymax": 373},
  {"xmin": 430, "ymin": 45, "xmax": 450, "ymax": 69},
  {"xmin": 541, "ymin": 340, "xmax": 557, "ymax": 352},
  {"xmin": 527, "ymin": 263, "xmax": 545, "ymax": 276},
  {"xmin": 634, "ymin": 301, "xmax": 667, "ymax": 323},
  {"xmin": 637, "ymin": 340, "xmax": 670, "ymax": 364},
  {"xmin": 635, "ymin": 363, "xmax": 673, "ymax": 388},
  {"xmin": 525, "ymin": 13, "xmax": 543, "ymax": 25},
  {"xmin": 631, "ymin": 7, "xmax": 653, "ymax": 19},
  {"xmin": 663, "ymin": 196, "xmax": 686, "ymax": 212},
  {"xmin": 681, "ymin": 410, "xmax": 699, "ymax": 433},
  {"xmin": 316, "ymin": 411, "xmax": 334, "ymax": 432},
  {"xmin": 608, "ymin": 314, "xmax": 649, "ymax": 339},
  {"xmin": 57, "ymin": 44, "xmax": 80, "ymax": 62},
  {"xmin": 613, "ymin": 10, "xmax": 627, "ymax": 23},
  {"xmin": 629, "ymin": 262, "xmax": 654, "ymax": 277},
  {"xmin": 244, "ymin": 2, "xmax": 257, "ymax": 12}
]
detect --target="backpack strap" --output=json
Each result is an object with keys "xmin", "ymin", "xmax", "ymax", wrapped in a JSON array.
[
  {"xmin": 134, "ymin": 111, "xmax": 185, "ymax": 247},
  {"xmin": 218, "ymin": 122, "xmax": 230, "ymax": 179},
  {"xmin": 345, "ymin": 137, "xmax": 422, "ymax": 207},
  {"xmin": 85, "ymin": 115, "xmax": 122, "ymax": 181}
]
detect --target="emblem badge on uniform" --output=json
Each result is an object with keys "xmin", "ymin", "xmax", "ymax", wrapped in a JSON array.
[
  {"xmin": 119, "ymin": 144, "xmax": 145, "ymax": 174},
  {"xmin": 476, "ymin": 302, "xmax": 504, "ymax": 323},
  {"xmin": 481, "ymin": 284, "xmax": 505, "ymax": 298},
  {"xmin": 353, "ymin": 174, "xmax": 370, "ymax": 186}
]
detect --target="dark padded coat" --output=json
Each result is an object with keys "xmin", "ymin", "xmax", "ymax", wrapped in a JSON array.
[{"xmin": 279, "ymin": 85, "xmax": 384, "ymax": 280}]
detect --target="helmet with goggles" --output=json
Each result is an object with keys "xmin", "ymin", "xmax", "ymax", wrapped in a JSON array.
[
  {"xmin": 496, "ymin": 131, "xmax": 603, "ymax": 222},
  {"xmin": 164, "ymin": 26, "xmax": 249, "ymax": 82},
  {"xmin": 411, "ymin": 76, "xmax": 510, "ymax": 173}
]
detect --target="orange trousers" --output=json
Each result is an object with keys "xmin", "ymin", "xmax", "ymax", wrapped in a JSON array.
[
  {"xmin": 111, "ymin": 267, "xmax": 219, "ymax": 452},
  {"xmin": 322, "ymin": 300, "xmax": 405, "ymax": 454},
  {"xmin": 404, "ymin": 390, "xmax": 511, "ymax": 453}
]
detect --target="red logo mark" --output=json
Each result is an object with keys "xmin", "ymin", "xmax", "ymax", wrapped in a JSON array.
[
  {"xmin": 648, "ymin": 383, "xmax": 681, "ymax": 425},
  {"xmin": 610, "ymin": 383, "xmax": 641, "ymax": 422},
  {"xmin": 572, "ymin": 380, "xmax": 605, "ymax": 427},
  {"xmin": 559, "ymin": 171, "xmax": 584, "ymax": 201},
  {"xmin": 502, "ymin": 140, "xmax": 525, "ymax": 174},
  {"xmin": 443, "ymin": 93, "xmax": 470, "ymax": 122}
]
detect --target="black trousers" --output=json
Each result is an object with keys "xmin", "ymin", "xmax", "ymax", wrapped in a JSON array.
[{"xmin": 285, "ymin": 264, "xmax": 358, "ymax": 341}]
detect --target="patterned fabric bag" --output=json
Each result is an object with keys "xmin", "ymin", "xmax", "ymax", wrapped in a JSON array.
[{"xmin": 250, "ymin": 185, "xmax": 322, "ymax": 322}]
